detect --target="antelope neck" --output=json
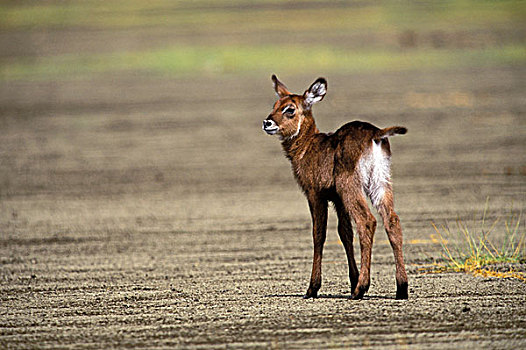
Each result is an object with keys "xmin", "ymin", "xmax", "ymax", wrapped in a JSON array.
[{"xmin": 281, "ymin": 118, "xmax": 318, "ymax": 161}]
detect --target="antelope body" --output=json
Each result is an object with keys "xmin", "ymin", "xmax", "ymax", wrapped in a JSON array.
[{"xmin": 263, "ymin": 75, "xmax": 408, "ymax": 299}]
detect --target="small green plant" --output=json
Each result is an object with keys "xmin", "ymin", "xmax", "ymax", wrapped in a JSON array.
[{"xmin": 425, "ymin": 201, "xmax": 526, "ymax": 281}]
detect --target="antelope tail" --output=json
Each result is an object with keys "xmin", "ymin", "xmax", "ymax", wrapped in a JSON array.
[{"xmin": 376, "ymin": 126, "xmax": 407, "ymax": 140}]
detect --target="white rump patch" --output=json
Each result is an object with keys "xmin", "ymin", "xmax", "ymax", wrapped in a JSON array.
[{"xmin": 358, "ymin": 140, "xmax": 391, "ymax": 208}]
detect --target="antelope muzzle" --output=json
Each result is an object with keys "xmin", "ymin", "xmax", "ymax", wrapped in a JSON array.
[{"xmin": 262, "ymin": 118, "xmax": 279, "ymax": 135}]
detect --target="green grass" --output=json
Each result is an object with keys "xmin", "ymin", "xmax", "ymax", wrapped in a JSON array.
[
  {"xmin": 1, "ymin": 44, "xmax": 525, "ymax": 81},
  {"xmin": 427, "ymin": 201, "xmax": 526, "ymax": 281},
  {"xmin": 1, "ymin": 0, "xmax": 524, "ymax": 81}
]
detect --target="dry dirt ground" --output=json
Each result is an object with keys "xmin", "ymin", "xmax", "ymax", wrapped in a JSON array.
[
  {"xmin": 1, "ymin": 1, "xmax": 526, "ymax": 342},
  {"xmin": 1, "ymin": 66, "xmax": 525, "ymax": 348}
]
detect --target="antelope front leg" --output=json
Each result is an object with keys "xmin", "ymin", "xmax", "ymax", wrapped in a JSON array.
[
  {"xmin": 304, "ymin": 196, "xmax": 328, "ymax": 299},
  {"xmin": 334, "ymin": 199, "xmax": 359, "ymax": 293}
]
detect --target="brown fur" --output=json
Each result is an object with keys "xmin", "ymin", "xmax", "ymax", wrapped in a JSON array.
[{"xmin": 263, "ymin": 75, "xmax": 408, "ymax": 300}]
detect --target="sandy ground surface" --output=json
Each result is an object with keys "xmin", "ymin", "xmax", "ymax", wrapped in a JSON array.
[
  {"xmin": 1, "ymin": 65, "xmax": 525, "ymax": 348},
  {"xmin": 0, "ymin": 3, "xmax": 525, "ymax": 346}
]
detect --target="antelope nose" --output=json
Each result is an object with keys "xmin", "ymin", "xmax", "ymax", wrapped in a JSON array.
[{"xmin": 263, "ymin": 120, "xmax": 273, "ymax": 128}]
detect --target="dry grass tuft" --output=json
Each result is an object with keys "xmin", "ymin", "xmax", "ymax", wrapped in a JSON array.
[{"xmin": 422, "ymin": 200, "xmax": 526, "ymax": 282}]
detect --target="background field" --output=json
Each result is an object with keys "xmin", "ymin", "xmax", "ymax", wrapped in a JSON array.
[{"xmin": 1, "ymin": 1, "xmax": 525, "ymax": 348}]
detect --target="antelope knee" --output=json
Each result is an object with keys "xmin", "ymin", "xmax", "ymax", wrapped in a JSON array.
[
  {"xmin": 366, "ymin": 215, "xmax": 377, "ymax": 233},
  {"xmin": 389, "ymin": 213, "xmax": 400, "ymax": 229}
]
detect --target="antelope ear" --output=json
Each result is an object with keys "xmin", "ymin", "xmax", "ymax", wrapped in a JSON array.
[
  {"xmin": 303, "ymin": 77, "xmax": 327, "ymax": 108},
  {"xmin": 272, "ymin": 74, "xmax": 291, "ymax": 98}
]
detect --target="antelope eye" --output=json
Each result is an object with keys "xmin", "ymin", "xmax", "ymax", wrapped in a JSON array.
[{"xmin": 283, "ymin": 106, "xmax": 296, "ymax": 117}]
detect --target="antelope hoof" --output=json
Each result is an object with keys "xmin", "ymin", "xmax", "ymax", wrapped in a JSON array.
[
  {"xmin": 351, "ymin": 286, "xmax": 367, "ymax": 300},
  {"xmin": 396, "ymin": 282, "xmax": 409, "ymax": 300},
  {"xmin": 304, "ymin": 289, "xmax": 318, "ymax": 299}
]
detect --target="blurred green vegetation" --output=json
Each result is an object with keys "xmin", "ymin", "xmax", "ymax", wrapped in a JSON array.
[
  {"xmin": 0, "ymin": 0, "xmax": 524, "ymax": 81},
  {"xmin": 1, "ymin": 0, "xmax": 523, "ymax": 30},
  {"xmin": 2, "ymin": 45, "xmax": 524, "ymax": 81}
]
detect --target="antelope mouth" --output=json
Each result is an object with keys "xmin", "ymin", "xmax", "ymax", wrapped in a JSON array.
[
  {"xmin": 262, "ymin": 119, "xmax": 279, "ymax": 135},
  {"xmin": 264, "ymin": 127, "xmax": 279, "ymax": 135}
]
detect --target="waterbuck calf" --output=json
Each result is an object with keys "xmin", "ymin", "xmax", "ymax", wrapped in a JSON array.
[{"xmin": 262, "ymin": 75, "xmax": 408, "ymax": 300}]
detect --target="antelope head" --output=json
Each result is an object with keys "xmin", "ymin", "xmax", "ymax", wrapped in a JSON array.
[{"xmin": 263, "ymin": 75, "xmax": 327, "ymax": 141}]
